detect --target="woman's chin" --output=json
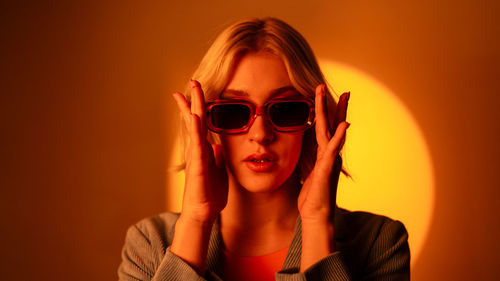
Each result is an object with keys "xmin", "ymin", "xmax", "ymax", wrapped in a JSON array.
[{"xmin": 235, "ymin": 175, "xmax": 289, "ymax": 194}]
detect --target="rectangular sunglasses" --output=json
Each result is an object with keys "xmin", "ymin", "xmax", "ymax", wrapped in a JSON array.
[{"xmin": 206, "ymin": 97, "xmax": 315, "ymax": 134}]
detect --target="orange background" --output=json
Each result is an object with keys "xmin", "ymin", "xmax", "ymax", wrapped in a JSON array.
[{"xmin": 1, "ymin": 1, "xmax": 499, "ymax": 280}]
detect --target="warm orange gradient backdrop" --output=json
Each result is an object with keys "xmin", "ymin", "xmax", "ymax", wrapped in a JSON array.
[{"xmin": 1, "ymin": 1, "xmax": 499, "ymax": 281}]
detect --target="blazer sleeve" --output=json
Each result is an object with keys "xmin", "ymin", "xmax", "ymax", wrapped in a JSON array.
[
  {"xmin": 275, "ymin": 219, "xmax": 410, "ymax": 281},
  {"xmin": 360, "ymin": 220, "xmax": 410, "ymax": 281},
  {"xmin": 117, "ymin": 217, "xmax": 222, "ymax": 281}
]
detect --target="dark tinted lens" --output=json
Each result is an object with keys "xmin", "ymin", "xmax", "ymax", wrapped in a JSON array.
[
  {"xmin": 210, "ymin": 104, "xmax": 251, "ymax": 129},
  {"xmin": 269, "ymin": 101, "xmax": 309, "ymax": 127}
]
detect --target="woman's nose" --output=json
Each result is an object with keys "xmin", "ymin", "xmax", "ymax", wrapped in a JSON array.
[{"xmin": 248, "ymin": 114, "xmax": 275, "ymax": 144}]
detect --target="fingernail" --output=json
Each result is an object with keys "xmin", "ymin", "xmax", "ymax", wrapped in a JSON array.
[
  {"xmin": 190, "ymin": 79, "xmax": 198, "ymax": 88},
  {"xmin": 346, "ymin": 122, "xmax": 351, "ymax": 129}
]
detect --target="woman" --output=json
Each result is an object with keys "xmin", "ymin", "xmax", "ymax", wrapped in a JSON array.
[{"xmin": 118, "ymin": 17, "xmax": 410, "ymax": 281}]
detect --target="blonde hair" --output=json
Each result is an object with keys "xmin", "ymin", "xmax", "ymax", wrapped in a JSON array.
[{"xmin": 178, "ymin": 17, "xmax": 348, "ymax": 181}]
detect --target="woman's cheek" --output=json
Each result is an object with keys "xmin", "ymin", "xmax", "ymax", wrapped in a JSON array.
[
  {"xmin": 285, "ymin": 132, "xmax": 304, "ymax": 164},
  {"xmin": 220, "ymin": 135, "xmax": 241, "ymax": 171}
]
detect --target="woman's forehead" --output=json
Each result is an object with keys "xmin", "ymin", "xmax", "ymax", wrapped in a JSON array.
[{"xmin": 227, "ymin": 52, "xmax": 289, "ymax": 83}]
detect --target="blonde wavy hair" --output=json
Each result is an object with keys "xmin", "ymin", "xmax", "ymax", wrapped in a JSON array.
[{"xmin": 177, "ymin": 17, "xmax": 348, "ymax": 181}]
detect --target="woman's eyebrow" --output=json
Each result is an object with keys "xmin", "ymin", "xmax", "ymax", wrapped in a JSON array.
[
  {"xmin": 220, "ymin": 86, "xmax": 298, "ymax": 98},
  {"xmin": 220, "ymin": 89, "xmax": 248, "ymax": 98},
  {"xmin": 271, "ymin": 86, "xmax": 298, "ymax": 96}
]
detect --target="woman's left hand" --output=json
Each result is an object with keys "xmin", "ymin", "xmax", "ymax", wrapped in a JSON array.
[{"xmin": 297, "ymin": 84, "xmax": 349, "ymax": 271}]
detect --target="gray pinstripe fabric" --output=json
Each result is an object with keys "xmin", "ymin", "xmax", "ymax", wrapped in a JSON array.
[{"xmin": 118, "ymin": 207, "xmax": 410, "ymax": 281}]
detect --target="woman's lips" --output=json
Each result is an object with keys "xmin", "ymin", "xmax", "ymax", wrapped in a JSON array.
[{"xmin": 243, "ymin": 153, "xmax": 277, "ymax": 172}]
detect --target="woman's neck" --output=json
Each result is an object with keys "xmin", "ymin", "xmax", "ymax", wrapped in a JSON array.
[{"xmin": 219, "ymin": 174, "xmax": 299, "ymax": 256}]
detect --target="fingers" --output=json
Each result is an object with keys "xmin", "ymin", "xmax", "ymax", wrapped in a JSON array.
[
  {"xmin": 315, "ymin": 84, "xmax": 331, "ymax": 150},
  {"xmin": 173, "ymin": 80, "xmax": 209, "ymax": 168},
  {"xmin": 190, "ymin": 80, "xmax": 207, "ymax": 137},
  {"xmin": 173, "ymin": 92, "xmax": 192, "ymax": 128},
  {"xmin": 315, "ymin": 85, "xmax": 350, "ymax": 156},
  {"xmin": 189, "ymin": 114, "xmax": 205, "ymax": 171},
  {"xmin": 332, "ymin": 91, "xmax": 349, "ymax": 153},
  {"xmin": 318, "ymin": 121, "xmax": 350, "ymax": 172},
  {"xmin": 332, "ymin": 92, "xmax": 350, "ymax": 130},
  {"xmin": 173, "ymin": 79, "xmax": 208, "ymax": 136},
  {"xmin": 326, "ymin": 121, "xmax": 350, "ymax": 160}
]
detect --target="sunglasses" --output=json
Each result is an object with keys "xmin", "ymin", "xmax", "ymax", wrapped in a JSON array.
[{"xmin": 206, "ymin": 97, "xmax": 315, "ymax": 134}]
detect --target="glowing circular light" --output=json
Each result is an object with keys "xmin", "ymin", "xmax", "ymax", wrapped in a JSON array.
[{"xmin": 320, "ymin": 60, "xmax": 434, "ymax": 264}]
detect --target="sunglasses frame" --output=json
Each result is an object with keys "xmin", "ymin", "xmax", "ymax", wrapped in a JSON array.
[{"xmin": 205, "ymin": 96, "xmax": 316, "ymax": 134}]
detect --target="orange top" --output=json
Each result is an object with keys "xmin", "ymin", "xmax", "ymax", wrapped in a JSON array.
[{"xmin": 221, "ymin": 247, "xmax": 289, "ymax": 281}]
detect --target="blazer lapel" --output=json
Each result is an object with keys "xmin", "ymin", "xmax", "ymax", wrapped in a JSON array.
[{"xmin": 206, "ymin": 217, "xmax": 224, "ymax": 277}]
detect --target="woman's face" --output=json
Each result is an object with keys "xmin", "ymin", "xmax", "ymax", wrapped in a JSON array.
[{"xmin": 219, "ymin": 51, "xmax": 304, "ymax": 193}]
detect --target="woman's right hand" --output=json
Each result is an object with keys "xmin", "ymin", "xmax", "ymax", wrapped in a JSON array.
[
  {"xmin": 172, "ymin": 79, "xmax": 228, "ymax": 225},
  {"xmin": 170, "ymin": 80, "xmax": 228, "ymax": 275}
]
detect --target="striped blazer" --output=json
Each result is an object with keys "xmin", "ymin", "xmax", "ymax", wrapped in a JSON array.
[{"xmin": 118, "ymin": 207, "xmax": 410, "ymax": 280}]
